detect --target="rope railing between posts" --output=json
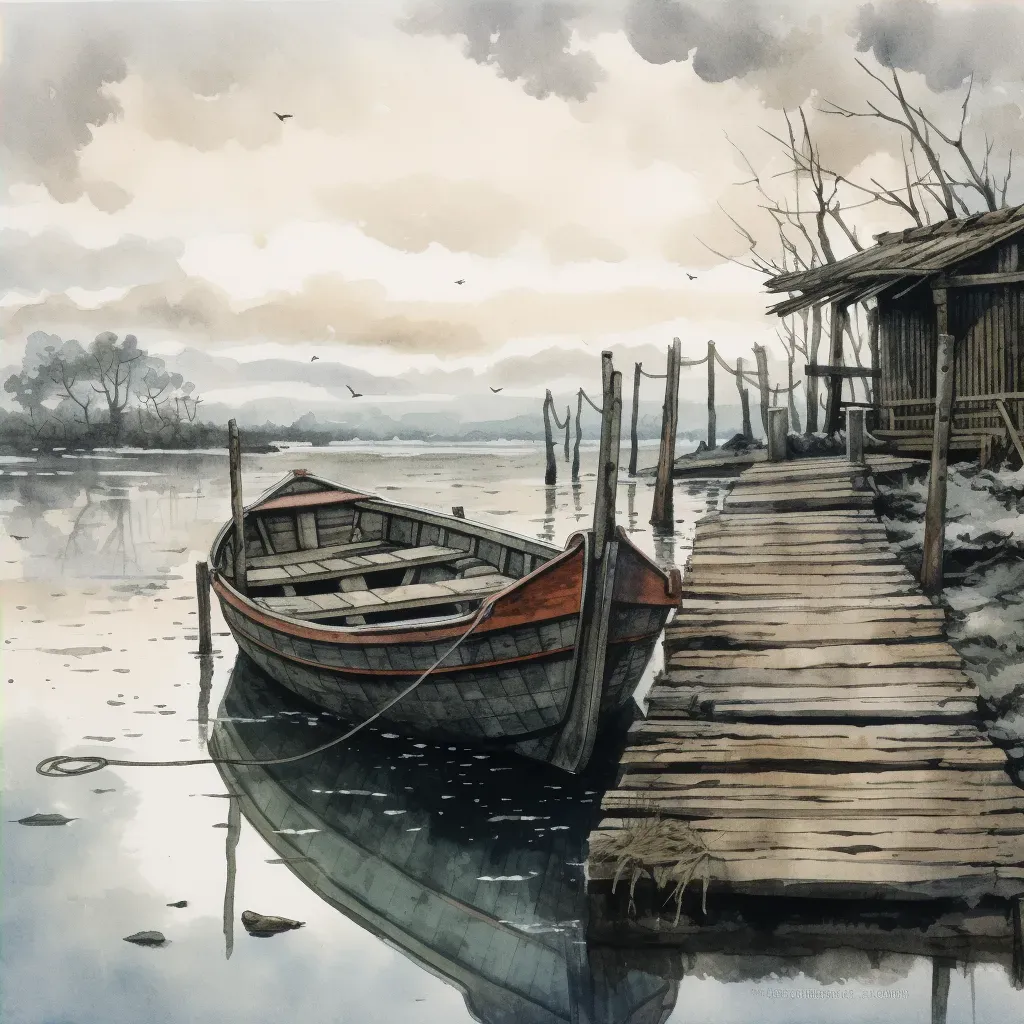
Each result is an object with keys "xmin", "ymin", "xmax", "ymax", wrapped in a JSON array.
[
  {"xmin": 711, "ymin": 348, "xmax": 801, "ymax": 393},
  {"xmin": 549, "ymin": 400, "xmax": 569, "ymax": 432},
  {"xmin": 579, "ymin": 388, "xmax": 604, "ymax": 415}
]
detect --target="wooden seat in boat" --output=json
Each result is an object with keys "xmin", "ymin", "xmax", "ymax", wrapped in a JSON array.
[
  {"xmin": 254, "ymin": 573, "xmax": 515, "ymax": 622},
  {"xmin": 248, "ymin": 540, "xmax": 389, "ymax": 571},
  {"xmin": 247, "ymin": 543, "xmax": 466, "ymax": 587}
]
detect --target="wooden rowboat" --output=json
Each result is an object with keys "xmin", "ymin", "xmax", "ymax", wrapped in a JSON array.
[{"xmin": 209, "ymin": 468, "xmax": 680, "ymax": 773}]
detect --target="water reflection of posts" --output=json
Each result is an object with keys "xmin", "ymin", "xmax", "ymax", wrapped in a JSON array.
[
  {"xmin": 540, "ymin": 487, "xmax": 556, "ymax": 544},
  {"xmin": 223, "ymin": 795, "xmax": 240, "ymax": 960},
  {"xmin": 228, "ymin": 419, "xmax": 247, "ymax": 595},
  {"xmin": 626, "ymin": 482, "xmax": 637, "ymax": 533},
  {"xmin": 931, "ymin": 957, "xmax": 952, "ymax": 1024},
  {"xmin": 196, "ymin": 655, "xmax": 213, "ymax": 748},
  {"xmin": 572, "ymin": 482, "xmax": 583, "ymax": 517}
]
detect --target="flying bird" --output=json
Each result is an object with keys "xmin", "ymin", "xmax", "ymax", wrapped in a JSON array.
[
  {"xmin": 455, "ymin": 279, "xmax": 465, "ymax": 285},
  {"xmin": 10, "ymin": 534, "xmax": 27, "ymax": 540},
  {"xmin": 489, "ymin": 387, "xmax": 503, "ymax": 393},
  {"xmin": 310, "ymin": 356, "xmax": 319, "ymax": 361},
  {"xmin": 274, "ymin": 112, "xmax": 293, "ymax": 121},
  {"xmin": 346, "ymin": 385, "xmax": 363, "ymax": 398},
  {"xmin": 687, "ymin": 273, "xmax": 697, "ymax": 280}
]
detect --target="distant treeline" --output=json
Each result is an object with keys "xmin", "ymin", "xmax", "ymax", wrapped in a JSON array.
[{"xmin": 1, "ymin": 330, "xmax": 725, "ymax": 453}]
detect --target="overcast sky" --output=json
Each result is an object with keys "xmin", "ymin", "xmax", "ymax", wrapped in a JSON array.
[{"xmin": 3, "ymin": 0, "xmax": 1024, "ymax": 417}]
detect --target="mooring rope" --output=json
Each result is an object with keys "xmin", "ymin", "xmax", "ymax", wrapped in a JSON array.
[
  {"xmin": 638, "ymin": 367, "xmax": 667, "ymax": 380},
  {"xmin": 549, "ymin": 400, "xmax": 570, "ymax": 432},
  {"xmin": 36, "ymin": 603, "xmax": 494, "ymax": 778},
  {"xmin": 579, "ymin": 388, "xmax": 603, "ymax": 414}
]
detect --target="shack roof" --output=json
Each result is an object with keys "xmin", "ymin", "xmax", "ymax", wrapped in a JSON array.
[{"xmin": 764, "ymin": 204, "xmax": 1024, "ymax": 316}]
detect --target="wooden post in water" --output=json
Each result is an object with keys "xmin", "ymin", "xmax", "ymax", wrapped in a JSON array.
[
  {"xmin": 542, "ymin": 391, "xmax": 557, "ymax": 485},
  {"xmin": 847, "ymin": 408, "xmax": 865, "ymax": 463},
  {"xmin": 753, "ymin": 344, "xmax": 770, "ymax": 438},
  {"xmin": 571, "ymin": 389, "xmax": 583, "ymax": 483},
  {"xmin": 551, "ymin": 351, "xmax": 621, "ymax": 774},
  {"xmin": 228, "ymin": 418, "xmax": 246, "ymax": 595},
  {"xmin": 650, "ymin": 338, "xmax": 680, "ymax": 529},
  {"xmin": 921, "ymin": 326, "xmax": 956, "ymax": 596},
  {"xmin": 736, "ymin": 356, "xmax": 753, "ymax": 441},
  {"xmin": 563, "ymin": 406, "xmax": 571, "ymax": 462},
  {"xmin": 766, "ymin": 408, "xmax": 788, "ymax": 462},
  {"xmin": 707, "ymin": 341, "xmax": 716, "ymax": 449},
  {"xmin": 824, "ymin": 302, "xmax": 848, "ymax": 435},
  {"xmin": 593, "ymin": 352, "xmax": 622, "ymax": 556},
  {"xmin": 195, "ymin": 560, "xmax": 213, "ymax": 657},
  {"xmin": 628, "ymin": 362, "xmax": 642, "ymax": 476},
  {"xmin": 930, "ymin": 958, "xmax": 952, "ymax": 1024},
  {"xmin": 1012, "ymin": 895, "xmax": 1024, "ymax": 988}
]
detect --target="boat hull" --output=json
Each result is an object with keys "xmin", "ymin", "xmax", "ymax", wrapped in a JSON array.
[
  {"xmin": 209, "ymin": 474, "xmax": 678, "ymax": 762},
  {"xmin": 214, "ymin": 575, "xmax": 669, "ymax": 748}
]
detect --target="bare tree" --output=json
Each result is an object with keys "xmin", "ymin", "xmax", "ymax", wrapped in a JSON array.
[{"xmin": 90, "ymin": 332, "xmax": 143, "ymax": 441}]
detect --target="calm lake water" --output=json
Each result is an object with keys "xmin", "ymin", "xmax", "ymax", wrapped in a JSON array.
[{"xmin": 2, "ymin": 442, "xmax": 1021, "ymax": 1023}]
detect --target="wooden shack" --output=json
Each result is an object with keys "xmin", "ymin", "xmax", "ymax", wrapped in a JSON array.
[{"xmin": 766, "ymin": 205, "xmax": 1024, "ymax": 458}]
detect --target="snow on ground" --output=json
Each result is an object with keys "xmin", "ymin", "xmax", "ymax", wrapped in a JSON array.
[{"xmin": 877, "ymin": 462, "xmax": 1024, "ymax": 757}]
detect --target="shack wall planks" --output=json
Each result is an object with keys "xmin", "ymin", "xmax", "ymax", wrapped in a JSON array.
[{"xmin": 587, "ymin": 454, "xmax": 1024, "ymax": 917}]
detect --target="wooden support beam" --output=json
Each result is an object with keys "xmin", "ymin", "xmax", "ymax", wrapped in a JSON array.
[
  {"xmin": 996, "ymin": 398, "xmax": 1024, "ymax": 467},
  {"xmin": 935, "ymin": 269, "xmax": 1024, "ymax": 288},
  {"xmin": 931, "ymin": 958, "xmax": 952, "ymax": 1024},
  {"xmin": 650, "ymin": 339, "xmax": 680, "ymax": 529},
  {"xmin": 628, "ymin": 362, "xmax": 641, "ymax": 476},
  {"xmin": 824, "ymin": 302, "xmax": 848, "ymax": 435},
  {"xmin": 766, "ymin": 407, "xmax": 789, "ymax": 462},
  {"xmin": 707, "ymin": 341, "xmax": 716, "ymax": 450},
  {"xmin": 228, "ymin": 418, "xmax": 247, "ymax": 595},
  {"xmin": 542, "ymin": 390, "xmax": 557, "ymax": 486},
  {"xmin": 847, "ymin": 408, "xmax": 866, "ymax": 463},
  {"xmin": 195, "ymin": 560, "xmax": 213, "ymax": 657},
  {"xmin": 867, "ymin": 304, "xmax": 880, "ymax": 422},
  {"xmin": 922, "ymin": 327, "xmax": 955, "ymax": 596},
  {"xmin": 806, "ymin": 364, "xmax": 882, "ymax": 379}
]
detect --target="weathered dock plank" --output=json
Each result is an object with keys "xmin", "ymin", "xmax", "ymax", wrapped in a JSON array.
[{"xmin": 587, "ymin": 453, "xmax": 1024, "ymax": 914}]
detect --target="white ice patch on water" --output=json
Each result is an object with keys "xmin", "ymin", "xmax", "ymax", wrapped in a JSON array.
[
  {"xmin": 272, "ymin": 828, "xmax": 320, "ymax": 835},
  {"xmin": 487, "ymin": 815, "xmax": 550, "ymax": 822}
]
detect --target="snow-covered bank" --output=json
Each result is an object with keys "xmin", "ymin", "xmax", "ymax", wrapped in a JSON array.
[{"xmin": 877, "ymin": 464, "xmax": 1024, "ymax": 757}]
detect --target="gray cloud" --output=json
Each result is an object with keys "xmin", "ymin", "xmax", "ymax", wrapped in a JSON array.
[
  {"xmin": 401, "ymin": 0, "xmax": 607, "ymax": 100},
  {"xmin": 855, "ymin": 0, "xmax": 1024, "ymax": 91},
  {"xmin": 0, "ymin": 10, "xmax": 129, "ymax": 205},
  {"xmin": 624, "ymin": 0, "xmax": 787, "ymax": 82},
  {"xmin": 0, "ymin": 231, "xmax": 184, "ymax": 294}
]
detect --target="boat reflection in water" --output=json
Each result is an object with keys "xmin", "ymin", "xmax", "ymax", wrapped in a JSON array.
[{"xmin": 211, "ymin": 654, "xmax": 679, "ymax": 1024}]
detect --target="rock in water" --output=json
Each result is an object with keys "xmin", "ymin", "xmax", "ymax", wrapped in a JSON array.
[
  {"xmin": 241, "ymin": 910, "xmax": 304, "ymax": 937},
  {"xmin": 124, "ymin": 931, "xmax": 166, "ymax": 946},
  {"xmin": 166, "ymin": 900, "xmax": 188, "ymax": 908},
  {"xmin": 15, "ymin": 813, "xmax": 75, "ymax": 826}
]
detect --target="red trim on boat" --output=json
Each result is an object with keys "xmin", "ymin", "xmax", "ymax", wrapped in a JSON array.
[
  {"xmin": 250, "ymin": 490, "xmax": 373, "ymax": 512},
  {"xmin": 211, "ymin": 536, "xmax": 586, "ymax": 646}
]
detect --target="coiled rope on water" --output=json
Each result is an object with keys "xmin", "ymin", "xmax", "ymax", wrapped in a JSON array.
[{"xmin": 36, "ymin": 603, "xmax": 494, "ymax": 779}]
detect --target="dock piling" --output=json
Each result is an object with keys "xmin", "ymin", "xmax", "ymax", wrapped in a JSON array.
[
  {"xmin": 572, "ymin": 389, "xmax": 583, "ymax": 483},
  {"xmin": 921, "ymin": 330, "xmax": 955, "ymax": 595},
  {"xmin": 707, "ymin": 341, "xmax": 716, "ymax": 450},
  {"xmin": 753, "ymin": 344, "xmax": 770, "ymax": 436},
  {"xmin": 766, "ymin": 408, "xmax": 789, "ymax": 462},
  {"xmin": 628, "ymin": 362, "xmax": 642, "ymax": 476},
  {"xmin": 227, "ymin": 418, "xmax": 247, "ymax": 595},
  {"xmin": 542, "ymin": 391, "xmax": 557, "ymax": 485},
  {"xmin": 593, "ymin": 352, "xmax": 622, "ymax": 556},
  {"xmin": 736, "ymin": 356, "xmax": 753, "ymax": 441},
  {"xmin": 650, "ymin": 338, "xmax": 681, "ymax": 529},
  {"xmin": 195, "ymin": 560, "xmax": 213, "ymax": 657}
]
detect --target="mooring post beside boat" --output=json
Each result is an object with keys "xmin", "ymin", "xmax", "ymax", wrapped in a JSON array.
[
  {"xmin": 551, "ymin": 351, "xmax": 622, "ymax": 773},
  {"xmin": 228, "ymin": 418, "xmax": 247, "ymax": 595}
]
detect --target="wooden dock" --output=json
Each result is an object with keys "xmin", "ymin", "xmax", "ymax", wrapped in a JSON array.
[{"xmin": 588, "ymin": 455, "xmax": 1024, "ymax": 917}]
